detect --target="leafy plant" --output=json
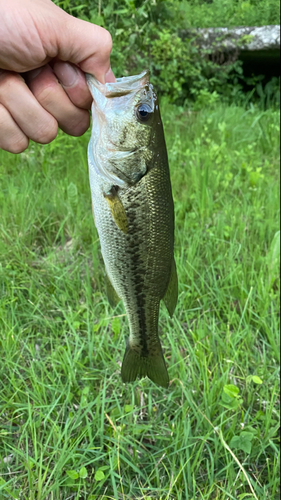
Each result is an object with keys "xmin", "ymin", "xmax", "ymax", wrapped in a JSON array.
[
  {"xmin": 53, "ymin": 0, "xmax": 280, "ymax": 106},
  {"xmin": 230, "ymin": 431, "xmax": 255, "ymax": 454}
]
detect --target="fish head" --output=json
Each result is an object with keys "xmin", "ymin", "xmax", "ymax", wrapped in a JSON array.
[{"xmin": 87, "ymin": 71, "xmax": 161, "ymax": 188}]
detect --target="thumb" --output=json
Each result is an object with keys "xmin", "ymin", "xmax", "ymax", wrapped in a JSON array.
[{"xmin": 55, "ymin": 13, "xmax": 114, "ymax": 83}]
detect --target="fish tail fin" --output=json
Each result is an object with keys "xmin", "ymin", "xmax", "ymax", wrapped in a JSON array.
[{"xmin": 121, "ymin": 341, "xmax": 169, "ymax": 388}]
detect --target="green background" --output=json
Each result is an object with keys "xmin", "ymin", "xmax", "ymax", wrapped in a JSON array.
[{"xmin": 0, "ymin": 1, "xmax": 280, "ymax": 498}]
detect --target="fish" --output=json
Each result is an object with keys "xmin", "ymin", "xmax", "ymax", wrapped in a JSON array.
[{"xmin": 87, "ymin": 70, "xmax": 178, "ymax": 388}]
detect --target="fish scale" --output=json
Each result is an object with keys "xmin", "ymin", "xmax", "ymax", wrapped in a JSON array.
[{"xmin": 87, "ymin": 71, "xmax": 178, "ymax": 388}]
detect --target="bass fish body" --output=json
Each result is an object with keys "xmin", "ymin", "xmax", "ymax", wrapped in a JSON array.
[{"xmin": 87, "ymin": 71, "xmax": 177, "ymax": 388}]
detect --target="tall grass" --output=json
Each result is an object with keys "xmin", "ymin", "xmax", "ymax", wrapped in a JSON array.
[{"xmin": 0, "ymin": 102, "xmax": 280, "ymax": 499}]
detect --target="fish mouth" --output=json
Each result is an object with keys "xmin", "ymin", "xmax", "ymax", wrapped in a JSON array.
[
  {"xmin": 87, "ymin": 72, "xmax": 151, "ymax": 188},
  {"xmin": 86, "ymin": 71, "xmax": 150, "ymax": 98}
]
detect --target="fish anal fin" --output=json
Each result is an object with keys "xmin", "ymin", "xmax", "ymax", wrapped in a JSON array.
[
  {"xmin": 104, "ymin": 189, "xmax": 128, "ymax": 234},
  {"xmin": 105, "ymin": 273, "xmax": 120, "ymax": 308},
  {"xmin": 121, "ymin": 342, "xmax": 169, "ymax": 389},
  {"xmin": 163, "ymin": 257, "xmax": 178, "ymax": 318}
]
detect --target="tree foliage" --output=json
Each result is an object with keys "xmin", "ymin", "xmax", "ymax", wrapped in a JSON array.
[{"xmin": 54, "ymin": 0, "xmax": 280, "ymax": 105}]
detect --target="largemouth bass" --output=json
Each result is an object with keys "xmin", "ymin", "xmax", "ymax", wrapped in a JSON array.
[{"xmin": 87, "ymin": 71, "xmax": 178, "ymax": 388}]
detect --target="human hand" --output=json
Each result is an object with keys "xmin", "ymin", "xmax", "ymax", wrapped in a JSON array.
[{"xmin": 0, "ymin": 0, "xmax": 115, "ymax": 153}]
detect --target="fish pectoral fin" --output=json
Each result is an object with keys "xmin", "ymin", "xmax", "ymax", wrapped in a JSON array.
[
  {"xmin": 104, "ymin": 190, "xmax": 128, "ymax": 234},
  {"xmin": 163, "ymin": 257, "xmax": 178, "ymax": 318},
  {"xmin": 121, "ymin": 341, "xmax": 169, "ymax": 389},
  {"xmin": 105, "ymin": 273, "xmax": 121, "ymax": 308}
]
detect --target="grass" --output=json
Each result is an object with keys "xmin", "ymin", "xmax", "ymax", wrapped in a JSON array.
[
  {"xmin": 0, "ymin": 101, "xmax": 280, "ymax": 499},
  {"xmin": 178, "ymin": 0, "xmax": 280, "ymax": 28}
]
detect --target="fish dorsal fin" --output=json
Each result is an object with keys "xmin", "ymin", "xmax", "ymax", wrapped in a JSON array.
[
  {"xmin": 163, "ymin": 257, "xmax": 178, "ymax": 318},
  {"xmin": 105, "ymin": 273, "xmax": 121, "ymax": 308},
  {"xmin": 104, "ymin": 188, "xmax": 128, "ymax": 234}
]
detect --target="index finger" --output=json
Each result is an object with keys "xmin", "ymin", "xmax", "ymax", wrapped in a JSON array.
[{"xmin": 55, "ymin": 16, "xmax": 115, "ymax": 84}]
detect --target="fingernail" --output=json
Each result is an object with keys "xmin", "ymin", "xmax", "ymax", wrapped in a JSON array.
[
  {"xmin": 54, "ymin": 62, "xmax": 79, "ymax": 87},
  {"xmin": 105, "ymin": 67, "xmax": 116, "ymax": 83},
  {"xmin": 28, "ymin": 67, "xmax": 44, "ymax": 80}
]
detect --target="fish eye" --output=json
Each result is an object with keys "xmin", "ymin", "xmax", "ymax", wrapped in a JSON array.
[{"xmin": 136, "ymin": 103, "xmax": 153, "ymax": 123}]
